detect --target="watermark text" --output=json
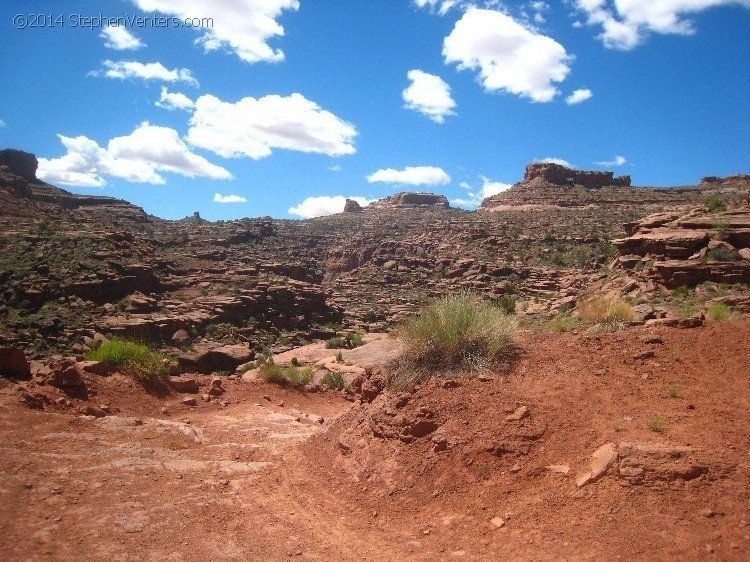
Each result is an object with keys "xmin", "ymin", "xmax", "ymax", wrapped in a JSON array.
[{"xmin": 13, "ymin": 13, "xmax": 213, "ymax": 30}]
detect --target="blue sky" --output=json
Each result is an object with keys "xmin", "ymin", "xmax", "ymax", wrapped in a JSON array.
[{"xmin": 1, "ymin": 0, "xmax": 748, "ymax": 220}]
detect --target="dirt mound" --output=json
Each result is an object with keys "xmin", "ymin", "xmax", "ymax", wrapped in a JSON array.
[{"xmin": 299, "ymin": 320, "xmax": 750, "ymax": 560}]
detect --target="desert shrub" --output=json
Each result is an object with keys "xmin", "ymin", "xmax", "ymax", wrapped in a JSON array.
[
  {"xmin": 258, "ymin": 359, "xmax": 313, "ymax": 388},
  {"xmin": 648, "ymin": 414, "xmax": 666, "ymax": 433},
  {"xmin": 706, "ymin": 302, "xmax": 731, "ymax": 321},
  {"xmin": 706, "ymin": 247, "xmax": 737, "ymax": 262},
  {"xmin": 712, "ymin": 217, "xmax": 729, "ymax": 241},
  {"xmin": 320, "ymin": 371, "xmax": 346, "ymax": 391},
  {"xmin": 545, "ymin": 313, "xmax": 576, "ymax": 333},
  {"xmin": 577, "ymin": 297, "xmax": 635, "ymax": 327},
  {"xmin": 290, "ymin": 356, "xmax": 300, "ymax": 367},
  {"xmin": 671, "ymin": 285, "xmax": 698, "ymax": 318},
  {"xmin": 86, "ymin": 339, "xmax": 168, "ymax": 386},
  {"xmin": 204, "ymin": 322, "xmax": 240, "ymax": 343},
  {"xmin": 704, "ymin": 194, "xmax": 727, "ymax": 213},
  {"xmin": 390, "ymin": 292, "xmax": 517, "ymax": 385},
  {"xmin": 494, "ymin": 295, "xmax": 517, "ymax": 315},
  {"xmin": 672, "ymin": 285, "xmax": 691, "ymax": 300},
  {"xmin": 325, "ymin": 337, "xmax": 346, "ymax": 349},
  {"xmin": 325, "ymin": 331, "xmax": 364, "ymax": 349},
  {"xmin": 677, "ymin": 300, "xmax": 698, "ymax": 318},
  {"xmin": 667, "ymin": 381, "xmax": 682, "ymax": 398}
]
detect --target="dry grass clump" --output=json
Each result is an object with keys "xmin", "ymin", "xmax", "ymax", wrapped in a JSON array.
[
  {"xmin": 389, "ymin": 292, "xmax": 517, "ymax": 386},
  {"xmin": 577, "ymin": 296, "xmax": 635, "ymax": 329}
]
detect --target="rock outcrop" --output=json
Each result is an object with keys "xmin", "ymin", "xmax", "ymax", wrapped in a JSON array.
[
  {"xmin": 699, "ymin": 174, "xmax": 750, "ymax": 191},
  {"xmin": 343, "ymin": 199, "xmax": 363, "ymax": 213},
  {"xmin": 478, "ymin": 163, "xmax": 705, "ymax": 212},
  {"xmin": 612, "ymin": 206, "xmax": 750, "ymax": 287},
  {"xmin": 523, "ymin": 162, "xmax": 631, "ymax": 188},
  {"xmin": 0, "ymin": 149, "xmax": 38, "ymax": 182},
  {"xmin": 370, "ymin": 192, "xmax": 450, "ymax": 209}
]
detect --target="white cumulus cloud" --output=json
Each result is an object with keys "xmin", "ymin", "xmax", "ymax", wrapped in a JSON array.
[
  {"xmin": 92, "ymin": 60, "xmax": 199, "ymax": 86},
  {"xmin": 129, "ymin": 0, "xmax": 299, "ymax": 63},
  {"xmin": 367, "ymin": 166, "xmax": 451, "ymax": 186},
  {"xmin": 452, "ymin": 176, "xmax": 513, "ymax": 209},
  {"xmin": 37, "ymin": 121, "xmax": 232, "ymax": 187},
  {"xmin": 538, "ymin": 157, "xmax": 573, "ymax": 167},
  {"xmin": 288, "ymin": 195, "xmax": 377, "ymax": 218},
  {"xmin": 573, "ymin": 0, "xmax": 750, "ymax": 50},
  {"xmin": 186, "ymin": 93, "xmax": 357, "ymax": 159},
  {"xmin": 443, "ymin": 7, "xmax": 572, "ymax": 103},
  {"xmin": 100, "ymin": 25, "xmax": 146, "ymax": 50},
  {"xmin": 596, "ymin": 155, "xmax": 627, "ymax": 167},
  {"xmin": 403, "ymin": 69, "xmax": 457, "ymax": 123},
  {"xmin": 155, "ymin": 87, "xmax": 195, "ymax": 111},
  {"xmin": 565, "ymin": 88, "xmax": 593, "ymax": 105},
  {"xmin": 214, "ymin": 193, "xmax": 248, "ymax": 203}
]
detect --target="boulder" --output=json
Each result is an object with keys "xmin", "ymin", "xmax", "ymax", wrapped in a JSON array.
[
  {"xmin": 49, "ymin": 365, "xmax": 88, "ymax": 398},
  {"xmin": 169, "ymin": 376, "xmax": 200, "ymax": 394},
  {"xmin": 0, "ymin": 347, "xmax": 31, "ymax": 379},
  {"xmin": 177, "ymin": 343, "xmax": 254, "ymax": 374},
  {"xmin": 74, "ymin": 361, "xmax": 116, "ymax": 377},
  {"xmin": 171, "ymin": 329, "xmax": 192, "ymax": 349}
]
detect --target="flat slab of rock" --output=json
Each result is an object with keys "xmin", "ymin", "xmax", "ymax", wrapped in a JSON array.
[
  {"xmin": 576, "ymin": 443, "xmax": 617, "ymax": 488},
  {"xmin": 617, "ymin": 442, "xmax": 708, "ymax": 485},
  {"xmin": 646, "ymin": 316, "xmax": 704, "ymax": 329},
  {"xmin": 506, "ymin": 405, "xmax": 529, "ymax": 422},
  {"xmin": 75, "ymin": 361, "xmax": 115, "ymax": 377},
  {"xmin": 169, "ymin": 376, "xmax": 201, "ymax": 394}
]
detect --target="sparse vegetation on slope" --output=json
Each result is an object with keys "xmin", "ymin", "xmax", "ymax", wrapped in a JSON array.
[
  {"xmin": 389, "ymin": 292, "xmax": 517, "ymax": 385},
  {"xmin": 86, "ymin": 339, "xmax": 168, "ymax": 386},
  {"xmin": 259, "ymin": 359, "xmax": 313, "ymax": 388}
]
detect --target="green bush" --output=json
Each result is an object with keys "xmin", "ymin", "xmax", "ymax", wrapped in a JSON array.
[
  {"xmin": 672, "ymin": 285, "xmax": 691, "ymax": 300},
  {"xmin": 545, "ymin": 313, "xmax": 576, "ymax": 333},
  {"xmin": 704, "ymin": 194, "xmax": 727, "ymax": 213},
  {"xmin": 320, "ymin": 371, "xmax": 346, "ymax": 391},
  {"xmin": 391, "ymin": 292, "xmax": 517, "ymax": 385},
  {"xmin": 494, "ymin": 295, "xmax": 517, "ymax": 315},
  {"xmin": 86, "ymin": 339, "xmax": 168, "ymax": 386},
  {"xmin": 706, "ymin": 302, "xmax": 731, "ymax": 321},
  {"xmin": 258, "ymin": 360, "xmax": 313, "ymax": 388}
]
